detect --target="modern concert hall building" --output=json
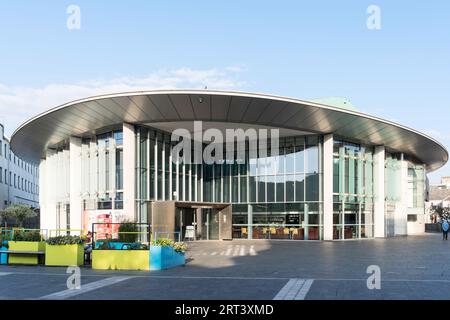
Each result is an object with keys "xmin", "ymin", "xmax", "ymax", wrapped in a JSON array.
[{"xmin": 10, "ymin": 90, "xmax": 448, "ymax": 241}]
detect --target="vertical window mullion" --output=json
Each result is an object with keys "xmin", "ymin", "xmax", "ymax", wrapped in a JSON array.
[
  {"xmin": 154, "ymin": 135, "xmax": 158, "ymax": 200},
  {"xmin": 162, "ymin": 136, "xmax": 166, "ymax": 201},
  {"xmin": 146, "ymin": 130, "xmax": 150, "ymax": 200}
]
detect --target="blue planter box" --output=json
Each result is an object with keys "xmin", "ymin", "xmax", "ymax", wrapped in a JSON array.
[
  {"xmin": 150, "ymin": 245, "xmax": 185, "ymax": 270},
  {"xmin": 1, "ymin": 242, "xmax": 8, "ymax": 265}
]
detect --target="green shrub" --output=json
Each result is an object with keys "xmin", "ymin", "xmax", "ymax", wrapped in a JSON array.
[
  {"xmin": 95, "ymin": 239, "xmax": 149, "ymax": 250},
  {"xmin": 13, "ymin": 231, "xmax": 42, "ymax": 242},
  {"xmin": 118, "ymin": 221, "xmax": 139, "ymax": 243},
  {"xmin": 96, "ymin": 238, "xmax": 120, "ymax": 250},
  {"xmin": 46, "ymin": 235, "xmax": 84, "ymax": 245},
  {"xmin": 0, "ymin": 235, "xmax": 9, "ymax": 248},
  {"xmin": 125, "ymin": 242, "xmax": 148, "ymax": 250},
  {"xmin": 97, "ymin": 239, "xmax": 114, "ymax": 250}
]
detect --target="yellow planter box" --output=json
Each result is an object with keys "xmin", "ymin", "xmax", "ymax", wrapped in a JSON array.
[
  {"xmin": 92, "ymin": 250, "xmax": 150, "ymax": 270},
  {"xmin": 45, "ymin": 244, "xmax": 84, "ymax": 266},
  {"xmin": 8, "ymin": 241, "xmax": 45, "ymax": 265}
]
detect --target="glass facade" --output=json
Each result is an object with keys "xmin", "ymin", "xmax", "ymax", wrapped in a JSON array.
[
  {"xmin": 332, "ymin": 140, "xmax": 374, "ymax": 239},
  {"xmin": 39, "ymin": 122, "xmax": 431, "ymax": 242},
  {"xmin": 135, "ymin": 125, "xmax": 323, "ymax": 240},
  {"xmin": 80, "ymin": 131, "xmax": 124, "ymax": 210},
  {"xmin": 406, "ymin": 157, "xmax": 426, "ymax": 224},
  {"xmin": 26, "ymin": 92, "xmax": 442, "ymax": 244},
  {"xmin": 384, "ymin": 152, "xmax": 426, "ymax": 233},
  {"xmin": 407, "ymin": 164, "xmax": 425, "ymax": 209}
]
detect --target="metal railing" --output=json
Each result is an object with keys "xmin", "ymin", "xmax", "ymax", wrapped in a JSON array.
[
  {"xmin": 48, "ymin": 229, "xmax": 84, "ymax": 237},
  {"xmin": 91, "ymin": 223, "xmax": 151, "ymax": 250},
  {"xmin": 1, "ymin": 227, "xmax": 48, "ymax": 241},
  {"xmin": 152, "ymin": 231, "xmax": 181, "ymax": 243}
]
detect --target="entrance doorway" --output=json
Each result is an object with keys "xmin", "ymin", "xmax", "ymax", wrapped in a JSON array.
[
  {"xmin": 174, "ymin": 207, "xmax": 222, "ymax": 240},
  {"xmin": 150, "ymin": 201, "xmax": 232, "ymax": 241},
  {"xmin": 202, "ymin": 208, "xmax": 219, "ymax": 240},
  {"xmin": 175, "ymin": 207, "xmax": 196, "ymax": 241}
]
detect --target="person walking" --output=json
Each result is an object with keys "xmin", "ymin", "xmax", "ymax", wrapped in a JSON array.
[{"xmin": 442, "ymin": 219, "xmax": 449, "ymax": 240}]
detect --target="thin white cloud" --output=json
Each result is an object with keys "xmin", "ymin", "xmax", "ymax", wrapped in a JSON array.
[{"xmin": 0, "ymin": 67, "xmax": 246, "ymax": 137}]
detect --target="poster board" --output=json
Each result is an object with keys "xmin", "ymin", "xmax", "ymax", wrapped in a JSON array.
[{"xmin": 185, "ymin": 226, "xmax": 195, "ymax": 240}]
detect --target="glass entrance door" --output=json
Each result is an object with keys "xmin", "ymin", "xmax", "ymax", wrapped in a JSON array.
[
  {"xmin": 176, "ymin": 208, "xmax": 196, "ymax": 241},
  {"xmin": 202, "ymin": 208, "xmax": 219, "ymax": 240},
  {"xmin": 209, "ymin": 209, "xmax": 219, "ymax": 240}
]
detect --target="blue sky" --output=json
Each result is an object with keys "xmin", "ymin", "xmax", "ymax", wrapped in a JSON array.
[{"xmin": 0, "ymin": 1, "xmax": 449, "ymax": 182}]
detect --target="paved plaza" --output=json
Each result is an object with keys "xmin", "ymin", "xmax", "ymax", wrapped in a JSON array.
[{"xmin": 0, "ymin": 233, "xmax": 449, "ymax": 300}]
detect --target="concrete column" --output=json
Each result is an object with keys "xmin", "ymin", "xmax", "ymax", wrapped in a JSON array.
[
  {"xmin": 169, "ymin": 146, "xmax": 174, "ymax": 201},
  {"xmin": 70, "ymin": 137, "xmax": 82, "ymax": 232},
  {"xmin": 219, "ymin": 205, "xmax": 232, "ymax": 240},
  {"xmin": 396, "ymin": 153, "xmax": 408, "ymax": 235},
  {"xmin": 195, "ymin": 208, "xmax": 202, "ymax": 239},
  {"xmin": 110, "ymin": 144, "xmax": 116, "ymax": 195},
  {"xmin": 154, "ymin": 137, "xmax": 158, "ymax": 200},
  {"xmin": 98, "ymin": 141, "xmax": 106, "ymax": 197},
  {"xmin": 39, "ymin": 158, "xmax": 48, "ymax": 230},
  {"xmin": 374, "ymin": 146, "xmax": 386, "ymax": 238},
  {"xmin": 146, "ymin": 130, "xmax": 150, "ymax": 200},
  {"xmin": 123, "ymin": 123, "xmax": 136, "ymax": 222},
  {"xmin": 89, "ymin": 140, "xmax": 97, "ymax": 198},
  {"xmin": 248, "ymin": 204, "xmax": 253, "ymax": 240},
  {"xmin": 323, "ymin": 134, "xmax": 334, "ymax": 241},
  {"xmin": 40, "ymin": 150, "xmax": 57, "ymax": 233},
  {"xmin": 63, "ymin": 148, "xmax": 70, "ymax": 199},
  {"xmin": 304, "ymin": 203, "xmax": 309, "ymax": 240}
]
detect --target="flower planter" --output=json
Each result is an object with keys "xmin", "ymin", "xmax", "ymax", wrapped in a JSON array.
[
  {"xmin": 1, "ymin": 241, "xmax": 8, "ymax": 265},
  {"xmin": 150, "ymin": 245, "xmax": 185, "ymax": 270},
  {"xmin": 45, "ymin": 243, "xmax": 84, "ymax": 266},
  {"xmin": 8, "ymin": 241, "xmax": 45, "ymax": 265},
  {"xmin": 92, "ymin": 250, "xmax": 150, "ymax": 270}
]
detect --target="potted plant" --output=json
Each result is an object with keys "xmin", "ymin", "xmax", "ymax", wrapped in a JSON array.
[
  {"xmin": 150, "ymin": 238, "xmax": 187, "ymax": 270},
  {"xmin": 0, "ymin": 234, "xmax": 9, "ymax": 265},
  {"xmin": 94, "ymin": 221, "xmax": 138, "ymax": 250},
  {"xmin": 92, "ymin": 222, "xmax": 151, "ymax": 270},
  {"xmin": 92, "ymin": 242, "xmax": 150, "ymax": 270},
  {"xmin": 45, "ymin": 235, "xmax": 85, "ymax": 266},
  {"xmin": 8, "ymin": 231, "xmax": 45, "ymax": 265}
]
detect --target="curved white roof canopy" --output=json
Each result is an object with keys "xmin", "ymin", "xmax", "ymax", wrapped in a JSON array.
[{"xmin": 10, "ymin": 90, "xmax": 448, "ymax": 172}]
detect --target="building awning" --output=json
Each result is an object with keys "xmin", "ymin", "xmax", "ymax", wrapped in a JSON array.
[{"xmin": 10, "ymin": 90, "xmax": 448, "ymax": 172}]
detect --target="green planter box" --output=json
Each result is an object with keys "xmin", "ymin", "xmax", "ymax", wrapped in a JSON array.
[
  {"xmin": 8, "ymin": 241, "xmax": 45, "ymax": 265},
  {"xmin": 45, "ymin": 243, "xmax": 84, "ymax": 266},
  {"xmin": 92, "ymin": 250, "xmax": 150, "ymax": 270}
]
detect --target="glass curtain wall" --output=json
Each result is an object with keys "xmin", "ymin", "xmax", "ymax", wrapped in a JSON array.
[
  {"xmin": 384, "ymin": 153, "xmax": 402, "ymax": 236},
  {"xmin": 234, "ymin": 136, "xmax": 322, "ymax": 240},
  {"xmin": 407, "ymin": 163, "xmax": 425, "ymax": 209},
  {"xmin": 54, "ymin": 143, "xmax": 70, "ymax": 231},
  {"xmin": 406, "ymin": 160, "xmax": 426, "ymax": 222},
  {"xmin": 135, "ymin": 124, "xmax": 323, "ymax": 240},
  {"xmin": 333, "ymin": 140, "xmax": 374, "ymax": 239},
  {"xmin": 79, "ymin": 129, "xmax": 124, "ymax": 212}
]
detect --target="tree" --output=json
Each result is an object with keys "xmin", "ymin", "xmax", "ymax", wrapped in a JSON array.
[
  {"xmin": 429, "ymin": 204, "xmax": 450, "ymax": 223},
  {"xmin": 0, "ymin": 209, "xmax": 14, "ymax": 228},
  {"xmin": 118, "ymin": 220, "xmax": 138, "ymax": 243},
  {"xmin": 4, "ymin": 205, "xmax": 37, "ymax": 227}
]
